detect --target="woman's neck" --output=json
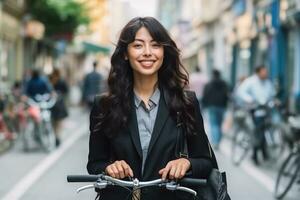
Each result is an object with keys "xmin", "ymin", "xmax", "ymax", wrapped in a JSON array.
[{"xmin": 133, "ymin": 75, "xmax": 158, "ymax": 103}]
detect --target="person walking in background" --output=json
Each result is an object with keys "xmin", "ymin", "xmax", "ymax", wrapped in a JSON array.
[
  {"xmin": 202, "ymin": 69, "xmax": 229, "ymax": 150},
  {"xmin": 25, "ymin": 69, "xmax": 53, "ymax": 100},
  {"xmin": 236, "ymin": 65, "xmax": 276, "ymax": 165},
  {"xmin": 188, "ymin": 66, "xmax": 208, "ymax": 105},
  {"xmin": 82, "ymin": 61, "xmax": 103, "ymax": 109},
  {"xmin": 236, "ymin": 66, "xmax": 275, "ymax": 105},
  {"xmin": 49, "ymin": 68, "xmax": 69, "ymax": 147}
]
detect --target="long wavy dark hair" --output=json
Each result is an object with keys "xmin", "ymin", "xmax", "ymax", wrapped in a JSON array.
[{"xmin": 94, "ymin": 17, "xmax": 198, "ymax": 137}]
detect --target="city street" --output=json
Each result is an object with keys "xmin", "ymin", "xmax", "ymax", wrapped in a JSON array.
[
  {"xmin": 1, "ymin": 0, "xmax": 300, "ymax": 200},
  {"xmin": 0, "ymin": 107, "xmax": 298, "ymax": 200}
]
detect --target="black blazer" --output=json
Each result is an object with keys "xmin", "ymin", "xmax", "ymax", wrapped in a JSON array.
[{"xmin": 87, "ymin": 90, "xmax": 217, "ymax": 200}]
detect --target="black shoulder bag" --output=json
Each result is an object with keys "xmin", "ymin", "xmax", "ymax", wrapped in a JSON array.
[{"xmin": 175, "ymin": 112, "xmax": 231, "ymax": 200}]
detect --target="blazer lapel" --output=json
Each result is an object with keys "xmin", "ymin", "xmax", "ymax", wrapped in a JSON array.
[
  {"xmin": 147, "ymin": 94, "xmax": 169, "ymax": 155},
  {"xmin": 128, "ymin": 104, "xmax": 143, "ymax": 158}
]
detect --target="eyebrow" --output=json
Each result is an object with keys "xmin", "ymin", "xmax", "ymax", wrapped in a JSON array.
[{"xmin": 133, "ymin": 39, "xmax": 157, "ymax": 43}]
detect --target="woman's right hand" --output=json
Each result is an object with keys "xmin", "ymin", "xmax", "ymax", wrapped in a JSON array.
[{"xmin": 105, "ymin": 160, "xmax": 134, "ymax": 179}]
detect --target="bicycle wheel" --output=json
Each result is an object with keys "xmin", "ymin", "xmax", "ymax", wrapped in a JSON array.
[
  {"xmin": 231, "ymin": 127, "xmax": 252, "ymax": 166},
  {"xmin": 265, "ymin": 124, "xmax": 285, "ymax": 161},
  {"xmin": 21, "ymin": 118, "xmax": 36, "ymax": 152},
  {"xmin": 274, "ymin": 152, "xmax": 300, "ymax": 199},
  {"xmin": 0, "ymin": 134, "xmax": 13, "ymax": 154},
  {"xmin": 38, "ymin": 120, "xmax": 56, "ymax": 152}
]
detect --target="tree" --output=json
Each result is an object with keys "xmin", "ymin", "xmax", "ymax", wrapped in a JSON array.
[{"xmin": 27, "ymin": 0, "xmax": 89, "ymax": 40}]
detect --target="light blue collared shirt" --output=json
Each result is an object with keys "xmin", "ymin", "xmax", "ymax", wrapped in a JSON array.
[
  {"xmin": 236, "ymin": 75, "xmax": 275, "ymax": 105},
  {"xmin": 134, "ymin": 87, "xmax": 160, "ymax": 174}
]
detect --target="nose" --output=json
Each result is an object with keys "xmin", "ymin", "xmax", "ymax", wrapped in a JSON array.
[{"xmin": 143, "ymin": 44, "xmax": 152, "ymax": 56}]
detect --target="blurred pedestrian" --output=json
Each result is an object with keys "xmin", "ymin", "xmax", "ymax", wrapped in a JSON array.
[
  {"xmin": 188, "ymin": 66, "xmax": 208, "ymax": 104},
  {"xmin": 82, "ymin": 61, "xmax": 103, "ymax": 109},
  {"xmin": 236, "ymin": 65, "xmax": 275, "ymax": 165},
  {"xmin": 25, "ymin": 69, "xmax": 53, "ymax": 100},
  {"xmin": 202, "ymin": 69, "xmax": 229, "ymax": 150},
  {"xmin": 236, "ymin": 66, "xmax": 275, "ymax": 105},
  {"xmin": 87, "ymin": 17, "xmax": 217, "ymax": 200},
  {"xmin": 49, "ymin": 68, "xmax": 69, "ymax": 147}
]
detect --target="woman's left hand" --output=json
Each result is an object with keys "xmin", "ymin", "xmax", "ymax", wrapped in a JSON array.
[{"xmin": 158, "ymin": 158, "xmax": 191, "ymax": 180}]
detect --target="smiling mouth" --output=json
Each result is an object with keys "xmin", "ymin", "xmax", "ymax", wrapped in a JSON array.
[{"xmin": 139, "ymin": 60, "xmax": 156, "ymax": 67}]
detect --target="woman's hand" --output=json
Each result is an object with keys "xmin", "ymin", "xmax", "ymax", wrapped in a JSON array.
[
  {"xmin": 159, "ymin": 158, "xmax": 191, "ymax": 180},
  {"xmin": 105, "ymin": 160, "xmax": 134, "ymax": 179}
]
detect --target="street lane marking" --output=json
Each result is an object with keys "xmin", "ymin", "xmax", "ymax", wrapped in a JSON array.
[
  {"xmin": 1, "ymin": 125, "xmax": 87, "ymax": 200},
  {"xmin": 220, "ymin": 139, "xmax": 275, "ymax": 193}
]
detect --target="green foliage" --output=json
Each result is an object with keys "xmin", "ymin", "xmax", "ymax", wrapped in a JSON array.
[{"xmin": 27, "ymin": 0, "xmax": 89, "ymax": 38}]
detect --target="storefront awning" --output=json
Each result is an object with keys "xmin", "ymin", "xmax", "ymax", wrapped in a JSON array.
[{"xmin": 82, "ymin": 42, "xmax": 110, "ymax": 54}]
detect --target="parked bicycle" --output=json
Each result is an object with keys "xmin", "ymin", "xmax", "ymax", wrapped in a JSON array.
[
  {"xmin": 274, "ymin": 115, "xmax": 300, "ymax": 199},
  {"xmin": 0, "ymin": 112, "xmax": 14, "ymax": 154},
  {"xmin": 231, "ymin": 100, "xmax": 285, "ymax": 166},
  {"xmin": 0, "ymin": 94, "xmax": 16, "ymax": 154},
  {"xmin": 67, "ymin": 174, "xmax": 206, "ymax": 199},
  {"xmin": 231, "ymin": 105, "xmax": 253, "ymax": 165},
  {"xmin": 21, "ymin": 94, "xmax": 57, "ymax": 152}
]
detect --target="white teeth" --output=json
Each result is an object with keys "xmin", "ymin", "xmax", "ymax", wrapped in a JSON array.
[
  {"xmin": 141, "ymin": 61, "xmax": 153, "ymax": 64},
  {"xmin": 140, "ymin": 61, "xmax": 154, "ymax": 67}
]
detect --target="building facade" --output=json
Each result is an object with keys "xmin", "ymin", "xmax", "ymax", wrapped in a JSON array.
[
  {"xmin": 157, "ymin": 0, "xmax": 300, "ymax": 112},
  {"xmin": 0, "ymin": 0, "xmax": 26, "ymax": 90}
]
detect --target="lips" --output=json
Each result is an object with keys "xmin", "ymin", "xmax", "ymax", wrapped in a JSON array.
[{"xmin": 139, "ymin": 60, "xmax": 156, "ymax": 68}]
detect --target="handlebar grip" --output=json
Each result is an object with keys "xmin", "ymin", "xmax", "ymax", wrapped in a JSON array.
[
  {"xmin": 67, "ymin": 175, "xmax": 100, "ymax": 182},
  {"xmin": 179, "ymin": 178, "xmax": 207, "ymax": 186}
]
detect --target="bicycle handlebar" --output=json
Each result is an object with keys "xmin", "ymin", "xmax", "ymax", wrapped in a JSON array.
[
  {"xmin": 178, "ymin": 177, "xmax": 207, "ymax": 186},
  {"xmin": 67, "ymin": 175, "xmax": 100, "ymax": 182},
  {"xmin": 67, "ymin": 174, "xmax": 206, "ymax": 196},
  {"xmin": 67, "ymin": 174, "xmax": 206, "ymax": 186}
]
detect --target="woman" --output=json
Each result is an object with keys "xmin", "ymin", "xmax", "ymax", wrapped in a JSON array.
[
  {"xmin": 87, "ymin": 17, "xmax": 217, "ymax": 200},
  {"xmin": 49, "ymin": 68, "xmax": 69, "ymax": 147}
]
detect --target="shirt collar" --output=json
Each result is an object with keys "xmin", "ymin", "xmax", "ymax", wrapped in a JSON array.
[{"xmin": 134, "ymin": 87, "xmax": 160, "ymax": 108}]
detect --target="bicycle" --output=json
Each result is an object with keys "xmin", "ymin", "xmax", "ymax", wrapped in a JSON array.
[
  {"xmin": 231, "ymin": 100, "xmax": 285, "ymax": 166},
  {"xmin": 231, "ymin": 105, "xmax": 254, "ymax": 166},
  {"xmin": 0, "ymin": 94, "xmax": 16, "ymax": 154},
  {"xmin": 67, "ymin": 174, "xmax": 207, "ymax": 199},
  {"xmin": 274, "ymin": 115, "xmax": 300, "ymax": 199},
  {"xmin": 21, "ymin": 94, "xmax": 57, "ymax": 152},
  {"xmin": 0, "ymin": 113, "xmax": 14, "ymax": 154}
]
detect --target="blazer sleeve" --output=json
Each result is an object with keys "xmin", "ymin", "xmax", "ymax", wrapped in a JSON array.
[
  {"xmin": 87, "ymin": 96, "xmax": 112, "ymax": 175},
  {"xmin": 185, "ymin": 91, "xmax": 218, "ymax": 178}
]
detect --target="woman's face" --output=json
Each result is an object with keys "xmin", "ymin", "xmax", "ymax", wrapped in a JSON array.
[{"xmin": 126, "ymin": 27, "xmax": 164, "ymax": 79}]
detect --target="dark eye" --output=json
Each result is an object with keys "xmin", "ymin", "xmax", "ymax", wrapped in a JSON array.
[
  {"xmin": 152, "ymin": 43, "xmax": 162, "ymax": 48},
  {"xmin": 133, "ymin": 44, "xmax": 142, "ymax": 48}
]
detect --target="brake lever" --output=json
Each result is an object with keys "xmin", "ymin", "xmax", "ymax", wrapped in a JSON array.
[
  {"xmin": 77, "ymin": 180, "xmax": 109, "ymax": 193},
  {"xmin": 76, "ymin": 185, "xmax": 94, "ymax": 193},
  {"xmin": 165, "ymin": 181, "xmax": 177, "ymax": 191},
  {"xmin": 165, "ymin": 181, "xmax": 197, "ymax": 196},
  {"xmin": 176, "ymin": 186, "xmax": 197, "ymax": 196},
  {"xmin": 95, "ymin": 181, "xmax": 109, "ymax": 189}
]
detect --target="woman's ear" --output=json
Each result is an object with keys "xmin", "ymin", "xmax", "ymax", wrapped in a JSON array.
[{"xmin": 124, "ymin": 54, "xmax": 128, "ymax": 60}]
